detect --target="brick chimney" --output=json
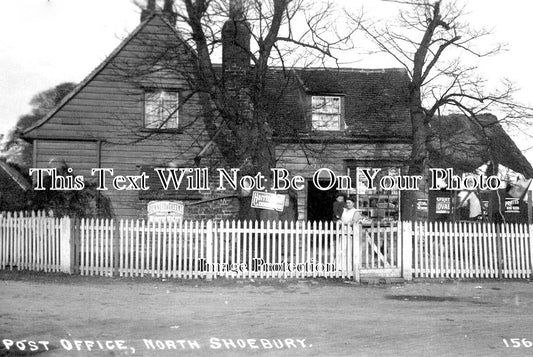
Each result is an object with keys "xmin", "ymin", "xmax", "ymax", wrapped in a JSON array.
[
  {"xmin": 140, "ymin": 0, "xmax": 156, "ymax": 22},
  {"xmin": 222, "ymin": 0, "xmax": 251, "ymax": 71},
  {"xmin": 140, "ymin": 0, "xmax": 176, "ymax": 26},
  {"xmin": 162, "ymin": 0, "xmax": 177, "ymax": 26},
  {"xmin": 222, "ymin": 0, "xmax": 252, "ymax": 125}
]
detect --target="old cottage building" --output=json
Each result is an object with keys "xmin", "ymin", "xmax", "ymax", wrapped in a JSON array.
[
  {"xmin": 22, "ymin": 1, "xmax": 531, "ymax": 223},
  {"xmin": 21, "ymin": 1, "xmax": 414, "ymax": 221}
]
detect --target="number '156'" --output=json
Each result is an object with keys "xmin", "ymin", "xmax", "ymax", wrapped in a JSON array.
[{"xmin": 503, "ymin": 338, "xmax": 533, "ymax": 348}]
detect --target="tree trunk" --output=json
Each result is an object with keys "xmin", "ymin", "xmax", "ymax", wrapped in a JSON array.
[{"xmin": 401, "ymin": 90, "xmax": 430, "ymax": 221}]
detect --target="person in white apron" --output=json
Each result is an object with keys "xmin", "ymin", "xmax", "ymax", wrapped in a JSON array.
[
  {"xmin": 340, "ymin": 198, "xmax": 363, "ymax": 224},
  {"xmin": 336, "ymin": 197, "xmax": 363, "ymax": 273}
]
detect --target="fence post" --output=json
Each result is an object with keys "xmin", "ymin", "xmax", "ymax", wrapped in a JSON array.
[
  {"xmin": 60, "ymin": 217, "xmax": 75, "ymax": 274},
  {"xmin": 114, "ymin": 220, "xmax": 120, "ymax": 277},
  {"xmin": 70, "ymin": 218, "xmax": 80, "ymax": 274},
  {"xmin": 527, "ymin": 190, "xmax": 533, "ymax": 225},
  {"xmin": 401, "ymin": 221, "xmax": 413, "ymax": 281},
  {"xmin": 496, "ymin": 224, "xmax": 503, "ymax": 279},
  {"xmin": 352, "ymin": 223, "xmax": 360, "ymax": 282},
  {"xmin": 529, "ymin": 224, "xmax": 533, "ymax": 280},
  {"xmin": 205, "ymin": 220, "xmax": 214, "ymax": 281}
]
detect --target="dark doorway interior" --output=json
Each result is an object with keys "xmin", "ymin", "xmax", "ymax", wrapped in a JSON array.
[{"xmin": 307, "ymin": 180, "xmax": 338, "ymax": 222}]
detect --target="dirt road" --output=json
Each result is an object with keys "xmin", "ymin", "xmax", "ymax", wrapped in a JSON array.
[{"xmin": 1, "ymin": 271, "xmax": 533, "ymax": 356}]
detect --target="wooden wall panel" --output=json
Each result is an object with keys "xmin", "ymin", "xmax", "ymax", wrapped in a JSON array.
[{"xmin": 34, "ymin": 140, "xmax": 98, "ymax": 178}]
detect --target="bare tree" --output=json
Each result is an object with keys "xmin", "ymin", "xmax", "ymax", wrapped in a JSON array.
[
  {"xmin": 355, "ymin": 0, "xmax": 533, "ymax": 218},
  {"xmin": 123, "ymin": 0, "xmax": 356, "ymax": 219},
  {"xmin": 178, "ymin": 0, "xmax": 354, "ymax": 170}
]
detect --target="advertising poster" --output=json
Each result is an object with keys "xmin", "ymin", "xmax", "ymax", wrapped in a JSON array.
[
  {"xmin": 417, "ymin": 199, "xmax": 428, "ymax": 212},
  {"xmin": 436, "ymin": 197, "xmax": 451, "ymax": 214},
  {"xmin": 505, "ymin": 198, "xmax": 521, "ymax": 213}
]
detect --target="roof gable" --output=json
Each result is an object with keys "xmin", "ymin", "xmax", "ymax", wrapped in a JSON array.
[{"xmin": 23, "ymin": 13, "xmax": 194, "ymax": 137}]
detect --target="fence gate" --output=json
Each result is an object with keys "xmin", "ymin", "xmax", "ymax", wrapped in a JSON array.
[
  {"xmin": 1, "ymin": 213, "xmax": 411, "ymax": 281},
  {"xmin": 358, "ymin": 222, "xmax": 402, "ymax": 279}
]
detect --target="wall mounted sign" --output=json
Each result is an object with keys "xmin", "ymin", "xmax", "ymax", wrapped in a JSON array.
[
  {"xmin": 147, "ymin": 200, "xmax": 184, "ymax": 222},
  {"xmin": 251, "ymin": 191, "xmax": 286, "ymax": 212},
  {"xmin": 436, "ymin": 197, "xmax": 451, "ymax": 214},
  {"xmin": 505, "ymin": 198, "xmax": 520, "ymax": 213},
  {"xmin": 417, "ymin": 199, "xmax": 428, "ymax": 212}
]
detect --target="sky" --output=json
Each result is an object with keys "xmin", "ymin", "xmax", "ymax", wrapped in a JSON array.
[{"xmin": 1, "ymin": 0, "xmax": 532, "ymax": 163}]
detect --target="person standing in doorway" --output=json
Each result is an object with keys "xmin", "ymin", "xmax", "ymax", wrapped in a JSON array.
[
  {"xmin": 340, "ymin": 196, "xmax": 363, "ymax": 224},
  {"xmin": 333, "ymin": 193, "xmax": 346, "ymax": 221},
  {"xmin": 336, "ymin": 196, "xmax": 362, "ymax": 272}
]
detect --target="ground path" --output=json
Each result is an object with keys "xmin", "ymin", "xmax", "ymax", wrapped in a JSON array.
[{"xmin": 1, "ymin": 271, "xmax": 533, "ymax": 356}]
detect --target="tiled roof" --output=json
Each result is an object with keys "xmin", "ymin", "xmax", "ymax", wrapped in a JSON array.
[
  {"xmin": 264, "ymin": 67, "xmax": 411, "ymax": 139},
  {"xmin": 429, "ymin": 114, "xmax": 533, "ymax": 177}
]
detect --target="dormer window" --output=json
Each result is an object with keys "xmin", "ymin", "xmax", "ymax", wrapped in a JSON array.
[
  {"xmin": 144, "ymin": 90, "xmax": 179, "ymax": 129},
  {"xmin": 311, "ymin": 95, "xmax": 342, "ymax": 131}
]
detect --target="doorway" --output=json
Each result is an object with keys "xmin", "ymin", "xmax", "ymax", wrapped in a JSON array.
[{"xmin": 307, "ymin": 179, "xmax": 338, "ymax": 222}]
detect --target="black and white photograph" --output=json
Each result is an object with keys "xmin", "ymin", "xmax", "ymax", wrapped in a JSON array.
[{"xmin": 1, "ymin": 0, "xmax": 533, "ymax": 356}]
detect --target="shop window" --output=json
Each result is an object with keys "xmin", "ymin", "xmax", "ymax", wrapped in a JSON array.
[{"xmin": 347, "ymin": 166, "xmax": 401, "ymax": 222}]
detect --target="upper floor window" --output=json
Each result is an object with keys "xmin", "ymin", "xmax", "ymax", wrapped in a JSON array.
[
  {"xmin": 311, "ymin": 95, "xmax": 342, "ymax": 131},
  {"xmin": 144, "ymin": 90, "xmax": 179, "ymax": 129}
]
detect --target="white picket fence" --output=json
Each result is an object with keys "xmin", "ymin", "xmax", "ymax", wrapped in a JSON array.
[
  {"xmin": 411, "ymin": 221, "xmax": 533, "ymax": 279},
  {"xmin": 0, "ymin": 212, "xmax": 65, "ymax": 272},
  {"xmin": 2, "ymin": 211, "xmax": 533, "ymax": 281},
  {"xmin": 78, "ymin": 219, "xmax": 361, "ymax": 279}
]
